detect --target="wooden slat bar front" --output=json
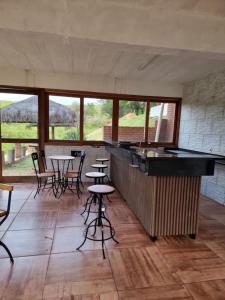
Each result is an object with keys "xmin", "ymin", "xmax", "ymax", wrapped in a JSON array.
[{"xmin": 110, "ymin": 153, "xmax": 201, "ymax": 239}]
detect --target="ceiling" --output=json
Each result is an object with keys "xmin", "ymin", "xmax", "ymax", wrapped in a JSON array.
[{"xmin": 1, "ymin": 0, "xmax": 225, "ymax": 84}]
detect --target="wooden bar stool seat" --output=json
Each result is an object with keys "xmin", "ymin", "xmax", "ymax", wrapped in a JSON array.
[
  {"xmin": 96, "ymin": 158, "xmax": 109, "ymax": 164},
  {"xmin": 91, "ymin": 164, "xmax": 107, "ymax": 172},
  {"xmin": 0, "ymin": 210, "xmax": 7, "ymax": 217},
  {"xmin": 77, "ymin": 184, "xmax": 119, "ymax": 259}
]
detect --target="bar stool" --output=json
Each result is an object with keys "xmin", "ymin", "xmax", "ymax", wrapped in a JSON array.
[
  {"xmin": 77, "ymin": 184, "xmax": 119, "ymax": 259},
  {"xmin": 96, "ymin": 158, "xmax": 109, "ymax": 164},
  {"xmin": 91, "ymin": 163, "xmax": 111, "ymax": 184},
  {"xmin": 81, "ymin": 172, "xmax": 106, "ymax": 224},
  {"xmin": 91, "ymin": 164, "xmax": 108, "ymax": 173}
]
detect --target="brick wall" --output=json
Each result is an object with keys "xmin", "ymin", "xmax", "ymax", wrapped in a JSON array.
[
  {"xmin": 103, "ymin": 103, "xmax": 175, "ymax": 143},
  {"xmin": 179, "ymin": 69, "xmax": 225, "ymax": 205}
]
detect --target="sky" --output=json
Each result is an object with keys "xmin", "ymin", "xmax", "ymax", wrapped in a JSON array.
[{"xmin": 0, "ymin": 93, "xmax": 101, "ymax": 105}]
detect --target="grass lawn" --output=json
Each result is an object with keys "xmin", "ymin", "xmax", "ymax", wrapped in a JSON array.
[{"xmin": 3, "ymin": 155, "xmax": 34, "ymax": 176}]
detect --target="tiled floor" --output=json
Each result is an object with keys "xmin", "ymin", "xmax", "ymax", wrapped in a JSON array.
[{"xmin": 1, "ymin": 184, "xmax": 225, "ymax": 299}]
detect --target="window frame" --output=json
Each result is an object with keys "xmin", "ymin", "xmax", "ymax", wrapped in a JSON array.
[{"xmin": 0, "ymin": 85, "xmax": 181, "ymax": 181}]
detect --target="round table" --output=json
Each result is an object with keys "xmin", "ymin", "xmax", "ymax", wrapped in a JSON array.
[{"xmin": 47, "ymin": 155, "xmax": 75, "ymax": 197}]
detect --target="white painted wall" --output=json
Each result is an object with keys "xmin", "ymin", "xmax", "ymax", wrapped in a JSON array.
[{"xmin": 0, "ymin": 67, "xmax": 182, "ymax": 97}]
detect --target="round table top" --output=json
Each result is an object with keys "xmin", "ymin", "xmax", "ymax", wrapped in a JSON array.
[
  {"xmin": 48, "ymin": 155, "xmax": 75, "ymax": 160},
  {"xmin": 91, "ymin": 164, "xmax": 107, "ymax": 168},
  {"xmin": 96, "ymin": 158, "xmax": 109, "ymax": 162},
  {"xmin": 88, "ymin": 184, "xmax": 115, "ymax": 194},
  {"xmin": 85, "ymin": 172, "xmax": 106, "ymax": 178}
]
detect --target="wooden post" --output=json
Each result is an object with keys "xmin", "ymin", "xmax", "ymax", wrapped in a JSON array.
[
  {"xmin": 51, "ymin": 126, "xmax": 55, "ymax": 139},
  {"xmin": 15, "ymin": 143, "xmax": 22, "ymax": 159}
]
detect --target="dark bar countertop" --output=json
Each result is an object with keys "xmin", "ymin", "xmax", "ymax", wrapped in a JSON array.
[{"xmin": 107, "ymin": 143, "xmax": 225, "ymax": 176}]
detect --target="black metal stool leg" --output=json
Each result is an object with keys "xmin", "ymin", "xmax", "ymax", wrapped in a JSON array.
[
  {"xmin": 0, "ymin": 241, "xmax": 14, "ymax": 263},
  {"xmin": 101, "ymin": 225, "xmax": 106, "ymax": 259},
  {"xmin": 81, "ymin": 194, "xmax": 92, "ymax": 215},
  {"xmin": 84, "ymin": 196, "xmax": 95, "ymax": 224},
  {"xmin": 103, "ymin": 215, "xmax": 119, "ymax": 244},
  {"xmin": 76, "ymin": 218, "xmax": 96, "ymax": 251}
]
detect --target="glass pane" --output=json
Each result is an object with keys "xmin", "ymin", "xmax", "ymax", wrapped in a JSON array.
[
  {"xmin": 84, "ymin": 98, "xmax": 113, "ymax": 141},
  {"xmin": 2, "ymin": 143, "xmax": 38, "ymax": 176},
  {"xmin": 0, "ymin": 93, "xmax": 38, "ymax": 138},
  {"xmin": 148, "ymin": 102, "xmax": 176, "ymax": 143},
  {"xmin": 49, "ymin": 96, "xmax": 80, "ymax": 140},
  {"xmin": 118, "ymin": 100, "xmax": 146, "ymax": 142}
]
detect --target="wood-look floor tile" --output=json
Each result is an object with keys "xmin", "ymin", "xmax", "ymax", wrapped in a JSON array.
[
  {"xmin": 106, "ymin": 204, "xmax": 139, "ymax": 224},
  {"xmin": 0, "ymin": 213, "xmax": 16, "ymax": 230},
  {"xmin": 109, "ymin": 246, "xmax": 176, "ymax": 290},
  {"xmin": 43, "ymin": 278, "xmax": 117, "ymax": 299},
  {"xmin": 119, "ymin": 285, "xmax": 192, "ymax": 299},
  {"xmin": 43, "ymin": 291, "xmax": 119, "ymax": 300},
  {"xmin": 59, "ymin": 197, "xmax": 84, "ymax": 213},
  {"xmin": 56, "ymin": 211, "xmax": 84, "ymax": 227},
  {"xmin": 205, "ymin": 240, "xmax": 225, "ymax": 261},
  {"xmin": 52, "ymin": 226, "xmax": 104, "ymax": 253},
  {"xmin": 46, "ymin": 251, "xmax": 113, "ymax": 285},
  {"xmin": 0, "ymin": 229, "xmax": 54, "ymax": 258},
  {"xmin": 157, "ymin": 236, "xmax": 225, "ymax": 283},
  {"xmin": 28, "ymin": 189, "xmax": 60, "ymax": 201},
  {"xmin": 185, "ymin": 280, "xmax": 225, "ymax": 300},
  {"xmin": 198, "ymin": 219, "xmax": 225, "ymax": 241},
  {"xmin": 21, "ymin": 200, "xmax": 59, "ymax": 212},
  {"xmin": 106, "ymin": 223, "xmax": 152, "ymax": 249},
  {"xmin": 0, "ymin": 255, "xmax": 49, "ymax": 300},
  {"xmin": 9, "ymin": 212, "xmax": 57, "ymax": 230},
  {"xmin": 0, "ymin": 188, "xmax": 32, "ymax": 201},
  {"xmin": 0, "ymin": 199, "xmax": 26, "ymax": 213}
]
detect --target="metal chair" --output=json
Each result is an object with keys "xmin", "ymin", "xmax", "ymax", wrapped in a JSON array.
[
  {"xmin": 39, "ymin": 150, "xmax": 54, "ymax": 173},
  {"xmin": 0, "ymin": 184, "xmax": 14, "ymax": 263},
  {"xmin": 64, "ymin": 151, "xmax": 86, "ymax": 197},
  {"xmin": 70, "ymin": 150, "xmax": 84, "ymax": 189},
  {"xmin": 31, "ymin": 152, "xmax": 56, "ymax": 198}
]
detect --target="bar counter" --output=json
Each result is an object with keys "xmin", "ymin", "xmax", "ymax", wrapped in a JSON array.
[{"xmin": 107, "ymin": 145, "xmax": 224, "ymax": 241}]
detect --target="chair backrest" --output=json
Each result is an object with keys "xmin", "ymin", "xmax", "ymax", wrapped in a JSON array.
[
  {"xmin": 78, "ymin": 151, "xmax": 86, "ymax": 176},
  {"xmin": 71, "ymin": 150, "xmax": 82, "ymax": 157},
  {"xmin": 0, "ymin": 184, "xmax": 13, "ymax": 225},
  {"xmin": 39, "ymin": 150, "xmax": 47, "ymax": 171},
  {"xmin": 31, "ymin": 152, "xmax": 40, "ymax": 175}
]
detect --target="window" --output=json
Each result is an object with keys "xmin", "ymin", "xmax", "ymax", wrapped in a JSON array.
[
  {"xmin": 2, "ymin": 143, "xmax": 38, "ymax": 176},
  {"xmin": 118, "ymin": 100, "xmax": 146, "ymax": 142},
  {"xmin": 49, "ymin": 95, "xmax": 80, "ymax": 140},
  {"xmin": 148, "ymin": 102, "xmax": 176, "ymax": 143},
  {"xmin": 0, "ymin": 87, "xmax": 180, "ymax": 179},
  {"xmin": 84, "ymin": 98, "xmax": 113, "ymax": 141},
  {"xmin": 0, "ymin": 93, "xmax": 38, "ymax": 139}
]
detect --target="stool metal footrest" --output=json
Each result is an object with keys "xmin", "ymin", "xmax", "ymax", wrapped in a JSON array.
[{"xmin": 77, "ymin": 214, "xmax": 119, "ymax": 259}]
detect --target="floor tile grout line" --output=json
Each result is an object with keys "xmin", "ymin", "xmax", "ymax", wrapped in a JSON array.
[
  {"xmin": 105, "ymin": 248, "xmax": 121, "ymax": 299},
  {"xmin": 41, "ymin": 189, "xmax": 68, "ymax": 299}
]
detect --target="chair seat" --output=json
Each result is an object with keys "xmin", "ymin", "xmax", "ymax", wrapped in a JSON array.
[
  {"xmin": 88, "ymin": 184, "xmax": 115, "ymax": 195},
  {"xmin": 64, "ymin": 171, "xmax": 79, "ymax": 178},
  {"xmin": 0, "ymin": 209, "xmax": 7, "ymax": 217},
  {"xmin": 38, "ymin": 172, "xmax": 55, "ymax": 178},
  {"xmin": 45, "ymin": 169, "xmax": 55, "ymax": 173},
  {"xmin": 91, "ymin": 164, "xmax": 107, "ymax": 169},
  {"xmin": 85, "ymin": 172, "xmax": 106, "ymax": 178}
]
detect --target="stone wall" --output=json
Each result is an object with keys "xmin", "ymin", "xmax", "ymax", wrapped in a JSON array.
[{"xmin": 179, "ymin": 69, "xmax": 225, "ymax": 204}]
